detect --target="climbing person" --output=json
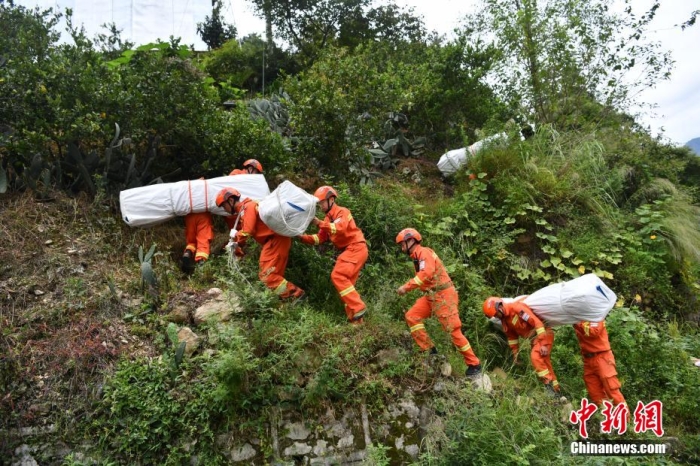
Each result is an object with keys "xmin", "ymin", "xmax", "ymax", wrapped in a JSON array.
[
  {"xmin": 226, "ymin": 160, "xmax": 264, "ymax": 230},
  {"xmin": 573, "ymin": 320, "xmax": 626, "ymax": 406},
  {"xmin": 181, "ymin": 211, "xmax": 214, "ymax": 274},
  {"xmin": 483, "ymin": 297, "xmax": 560, "ymax": 393},
  {"xmin": 216, "ymin": 187, "xmax": 305, "ymax": 301},
  {"xmin": 299, "ymin": 186, "xmax": 368, "ymax": 324},
  {"xmin": 396, "ymin": 228, "xmax": 482, "ymax": 378},
  {"xmin": 229, "ymin": 159, "xmax": 263, "ymax": 176}
]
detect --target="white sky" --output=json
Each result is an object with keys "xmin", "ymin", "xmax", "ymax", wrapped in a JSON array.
[{"xmin": 15, "ymin": 0, "xmax": 700, "ymax": 145}]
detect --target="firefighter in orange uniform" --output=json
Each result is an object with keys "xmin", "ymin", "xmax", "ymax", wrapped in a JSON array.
[
  {"xmin": 483, "ymin": 297, "xmax": 560, "ymax": 393},
  {"xmin": 299, "ymin": 186, "xmax": 368, "ymax": 324},
  {"xmin": 216, "ymin": 187, "xmax": 304, "ymax": 300},
  {"xmin": 181, "ymin": 211, "xmax": 215, "ymax": 273},
  {"xmin": 226, "ymin": 159, "xmax": 264, "ymax": 229},
  {"xmin": 573, "ymin": 320, "xmax": 626, "ymax": 406},
  {"xmin": 229, "ymin": 159, "xmax": 263, "ymax": 176},
  {"xmin": 396, "ymin": 228, "xmax": 482, "ymax": 377}
]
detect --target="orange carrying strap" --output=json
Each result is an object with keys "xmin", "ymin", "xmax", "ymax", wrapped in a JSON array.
[{"xmin": 187, "ymin": 179, "xmax": 209, "ymax": 214}]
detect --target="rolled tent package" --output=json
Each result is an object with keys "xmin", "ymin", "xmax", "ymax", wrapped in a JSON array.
[
  {"xmin": 119, "ymin": 174, "xmax": 270, "ymax": 227},
  {"xmin": 258, "ymin": 180, "xmax": 317, "ymax": 237},
  {"xmin": 523, "ymin": 274, "xmax": 617, "ymax": 326},
  {"xmin": 437, "ymin": 132, "xmax": 508, "ymax": 176}
]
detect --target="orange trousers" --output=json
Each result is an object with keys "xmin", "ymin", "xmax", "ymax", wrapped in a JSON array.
[
  {"xmin": 259, "ymin": 235, "xmax": 303, "ymax": 299},
  {"xmin": 405, "ymin": 287, "xmax": 480, "ymax": 366},
  {"xmin": 331, "ymin": 242, "xmax": 368, "ymax": 320},
  {"xmin": 531, "ymin": 329, "xmax": 559, "ymax": 390},
  {"xmin": 184, "ymin": 212, "xmax": 214, "ymax": 262},
  {"xmin": 583, "ymin": 350, "xmax": 626, "ymax": 406}
]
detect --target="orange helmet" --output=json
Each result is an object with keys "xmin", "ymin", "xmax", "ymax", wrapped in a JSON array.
[
  {"xmin": 395, "ymin": 228, "xmax": 422, "ymax": 244},
  {"xmin": 215, "ymin": 187, "xmax": 241, "ymax": 207},
  {"xmin": 242, "ymin": 159, "xmax": 263, "ymax": 173},
  {"xmin": 314, "ymin": 186, "xmax": 338, "ymax": 202},
  {"xmin": 483, "ymin": 297, "xmax": 503, "ymax": 318}
]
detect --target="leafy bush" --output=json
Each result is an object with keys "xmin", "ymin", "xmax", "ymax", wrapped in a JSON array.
[{"xmin": 92, "ymin": 358, "xmax": 226, "ymax": 464}]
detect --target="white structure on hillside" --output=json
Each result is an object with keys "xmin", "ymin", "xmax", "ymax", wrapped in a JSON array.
[{"xmin": 15, "ymin": 0, "xmax": 226, "ymax": 50}]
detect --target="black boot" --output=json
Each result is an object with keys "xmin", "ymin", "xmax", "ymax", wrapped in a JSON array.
[
  {"xmin": 466, "ymin": 364, "xmax": 482, "ymax": 377},
  {"xmin": 181, "ymin": 251, "xmax": 195, "ymax": 274}
]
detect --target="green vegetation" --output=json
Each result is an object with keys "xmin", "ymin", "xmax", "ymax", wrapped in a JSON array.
[{"xmin": 1, "ymin": 0, "xmax": 699, "ymax": 464}]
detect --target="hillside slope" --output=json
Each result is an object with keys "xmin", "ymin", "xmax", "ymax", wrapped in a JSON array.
[{"xmin": 2, "ymin": 164, "xmax": 699, "ymax": 464}]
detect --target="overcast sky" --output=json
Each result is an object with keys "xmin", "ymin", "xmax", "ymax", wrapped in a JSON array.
[{"xmin": 15, "ymin": 0, "xmax": 700, "ymax": 145}]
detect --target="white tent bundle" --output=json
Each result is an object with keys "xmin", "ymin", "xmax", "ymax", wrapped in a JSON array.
[
  {"xmin": 119, "ymin": 174, "xmax": 270, "ymax": 227},
  {"xmin": 258, "ymin": 181, "xmax": 317, "ymax": 237},
  {"xmin": 523, "ymin": 274, "xmax": 617, "ymax": 326},
  {"xmin": 437, "ymin": 132, "xmax": 508, "ymax": 176}
]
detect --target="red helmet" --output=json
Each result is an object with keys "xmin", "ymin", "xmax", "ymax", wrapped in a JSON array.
[
  {"xmin": 314, "ymin": 186, "xmax": 338, "ymax": 202},
  {"xmin": 395, "ymin": 228, "xmax": 422, "ymax": 244},
  {"xmin": 483, "ymin": 297, "xmax": 503, "ymax": 318},
  {"xmin": 242, "ymin": 159, "xmax": 263, "ymax": 173},
  {"xmin": 215, "ymin": 187, "xmax": 241, "ymax": 207}
]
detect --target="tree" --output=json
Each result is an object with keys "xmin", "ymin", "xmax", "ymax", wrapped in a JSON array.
[
  {"xmin": 196, "ymin": 0, "xmax": 237, "ymax": 50},
  {"xmin": 248, "ymin": 0, "xmax": 426, "ymax": 63},
  {"xmin": 461, "ymin": 0, "xmax": 673, "ymax": 127}
]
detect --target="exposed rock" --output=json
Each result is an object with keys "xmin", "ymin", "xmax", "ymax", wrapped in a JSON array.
[
  {"xmin": 313, "ymin": 440, "xmax": 328, "ymax": 456},
  {"xmin": 283, "ymin": 442, "xmax": 312, "ymax": 456},
  {"xmin": 167, "ymin": 305, "xmax": 189, "ymax": 324},
  {"xmin": 490, "ymin": 367, "xmax": 508, "ymax": 380},
  {"xmin": 206, "ymin": 287, "xmax": 223, "ymax": 298},
  {"xmin": 230, "ymin": 443, "xmax": 256, "ymax": 462},
  {"xmin": 561, "ymin": 401, "xmax": 574, "ymax": 424},
  {"xmin": 193, "ymin": 300, "xmax": 232, "ymax": 324},
  {"xmin": 177, "ymin": 327, "xmax": 201, "ymax": 355},
  {"xmin": 12, "ymin": 444, "xmax": 38, "ymax": 466},
  {"xmin": 404, "ymin": 444, "xmax": 420, "ymax": 458},
  {"xmin": 376, "ymin": 348, "xmax": 402, "ymax": 368},
  {"xmin": 470, "ymin": 372, "xmax": 493, "ymax": 393},
  {"xmin": 284, "ymin": 422, "xmax": 310, "ymax": 440},
  {"xmin": 440, "ymin": 361, "xmax": 452, "ymax": 377},
  {"xmin": 398, "ymin": 399, "xmax": 420, "ymax": 420},
  {"xmin": 336, "ymin": 434, "xmax": 354, "ymax": 449}
]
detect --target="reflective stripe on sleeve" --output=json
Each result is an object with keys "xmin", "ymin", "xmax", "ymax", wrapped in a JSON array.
[{"xmin": 409, "ymin": 323, "xmax": 425, "ymax": 333}]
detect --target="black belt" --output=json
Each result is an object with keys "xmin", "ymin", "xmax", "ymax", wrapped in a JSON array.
[{"xmin": 583, "ymin": 351, "xmax": 605, "ymax": 359}]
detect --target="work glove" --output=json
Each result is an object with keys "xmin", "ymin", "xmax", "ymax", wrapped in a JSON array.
[
  {"xmin": 229, "ymin": 228, "xmax": 238, "ymax": 239},
  {"xmin": 396, "ymin": 285, "xmax": 408, "ymax": 296},
  {"xmin": 539, "ymin": 344, "xmax": 550, "ymax": 357}
]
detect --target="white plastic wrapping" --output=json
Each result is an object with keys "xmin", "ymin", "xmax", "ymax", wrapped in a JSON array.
[
  {"xmin": 119, "ymin": 174, "xmax": 270, "ymax": 227},
  {"xmin": 258, "ymin": 181, "xmax": 317, "ymax": 237},
  {"xmin": 437, "ymin": 132, "xmax": 508, "ymax": 176},
  {"xmin": 523, "ymin": 274, "xmax": 617, "ymax": 326}
]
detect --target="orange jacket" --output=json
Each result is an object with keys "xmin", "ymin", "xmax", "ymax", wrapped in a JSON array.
[
  {"xmin": 299, "ymin": 203, "xmax": 365, "ymax": 250},
  {"xmin": 229, "ymin": 169, "xmax": 246, "ymax": 175},
  {"xmin": 573, "ymin": 321, "xmax": 612, "ymax": 355},
  {"xmin": 401, "ymin": 244, "xmax": 453, "ymax": 293},
  {"xmin": 233, "ymin": 198, "xmax": 276, "ymax": 246},
  {"xmin": 500, "ymin": 301, "xmax": 548, "ymax": 354}
]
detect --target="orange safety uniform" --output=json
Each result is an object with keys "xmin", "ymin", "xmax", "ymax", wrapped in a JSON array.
[
  {"xmin": 573, "ymin": 321, "xmax": 626, "ymax": 406},
  {"xmin": 500, "ymin": 300, "xmax": 559, "ymax": 390},
  {"xmin": 233, "ymin": 199, "xmax": 303, "ymax": 299},
  {"xmin": 184, "ymin": 212, "xmax": 214, "ymax": 262},
  {"xmin": 299, "ymin": 203, "xmax": 368, "ymax": 321},
  {"xmin": 225, "ymin": 169, "xmax": 246, "ymax": 229},
  {"xmin": 402, "ymin": 244, "xmax": 480, "ymax": 367}
]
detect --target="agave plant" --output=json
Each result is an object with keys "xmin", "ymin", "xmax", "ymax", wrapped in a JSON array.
[
  {"xmin": 138, "ymin": 243, "xmax": 158, "ymax": 301},
  {"xmin": 367, "ymin": 112, "xmax": 427, "ymax": 170},
  {"xmin": 247, "ymin": 91, "xmax": 291, "ymax": 135}
]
